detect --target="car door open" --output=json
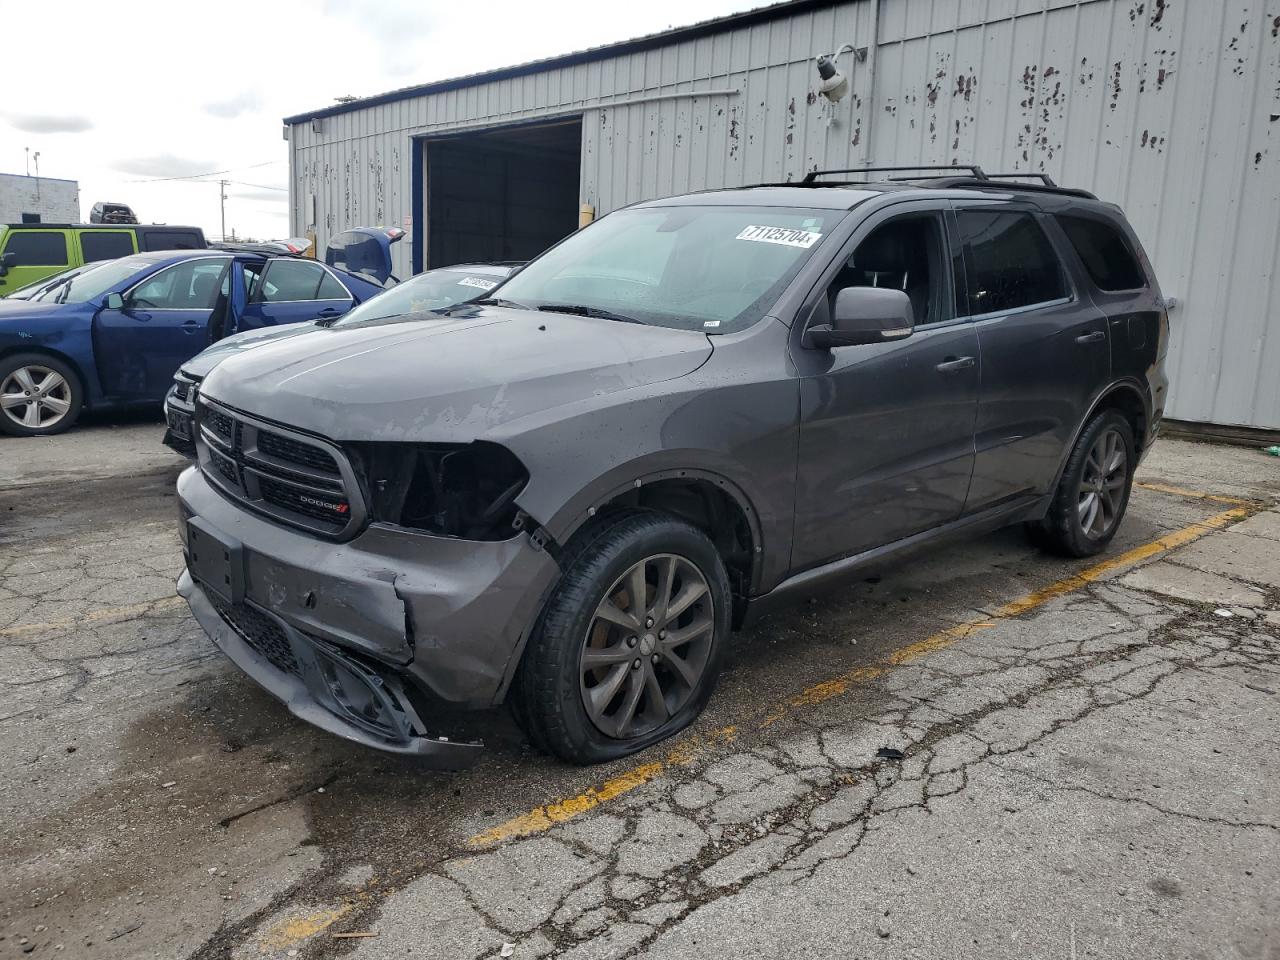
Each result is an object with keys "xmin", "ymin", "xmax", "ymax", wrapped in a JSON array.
[{"xmin": 93, "ymin": 258, "xmax": 229, "ymax": 401}]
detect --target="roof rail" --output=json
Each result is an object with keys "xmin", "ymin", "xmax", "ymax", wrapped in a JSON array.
[
  {"xmin": 922, "ymin": 176, "xmax": 1097, "ymax": 200},
  {"xmin": 802, "ymin": 164, "xmax": 988, "ymax": 184},
  {"xmin": 985, "ymin": 172, "xmax": 1058, "ymax": 187}
]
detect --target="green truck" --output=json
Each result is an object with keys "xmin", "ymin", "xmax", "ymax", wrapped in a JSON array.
[{"xmin": 0, "ymin": 222, "xmax": 207, "ymax": 296}]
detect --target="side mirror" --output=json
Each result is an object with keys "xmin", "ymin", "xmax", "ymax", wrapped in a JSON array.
[
  {"xmin": 103, "ymin": 292, "xmax": 124, "ymax": 310},
  {"xmin": 805, "ymin": 286, "xmax": 915, "ymax": 349},
  {"xmin": 0, "ymin": 252, "xmax": 14, "ymax": 276}
]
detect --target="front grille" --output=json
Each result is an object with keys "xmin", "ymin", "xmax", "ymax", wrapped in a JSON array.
[
  {"xmin": 208, "ymin": 592, "xmax": 301, "ymax": 678},
  {"xmin": 259, "ymin": 431, "xmax": 338, "ymax": 473},
  {"xmin": 195, "ymin": 398, "xmax": 360, "ymax": 538},
  {"xmin": 259, "ymin": 476, "xmax": 351, "ymax": 523}
]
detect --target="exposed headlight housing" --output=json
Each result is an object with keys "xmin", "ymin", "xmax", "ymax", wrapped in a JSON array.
[{"xmin": 350, "ymin": 441, "xmax": 529, "ymax": 540}]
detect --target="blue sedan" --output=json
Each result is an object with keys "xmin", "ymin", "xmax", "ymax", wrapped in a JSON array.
[{"xmin": 0, "ymin": 238, "xmax": 393, "ymax": 436}]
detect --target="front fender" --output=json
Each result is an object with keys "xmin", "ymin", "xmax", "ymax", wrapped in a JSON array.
[
  {"xmin": 501, "ymin": 373, "xmax": 800, "ymax": 596},
  {"xmin": 0, "ymin": 314, "xmax": 106, "ymax": 405}
]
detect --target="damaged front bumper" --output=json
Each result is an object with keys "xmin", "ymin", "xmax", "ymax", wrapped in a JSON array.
[{"xmin": 175, "ymin": 466, "xmax": 560, "ymax": 764}]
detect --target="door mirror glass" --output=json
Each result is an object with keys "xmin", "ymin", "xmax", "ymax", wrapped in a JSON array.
[
  {"xmin": 103, "ymin": 292, "xmax": 124, "ymax": 310},
  {"xmin": 807, "ymin": 287, "xmax": 915, "ymax": 349}
]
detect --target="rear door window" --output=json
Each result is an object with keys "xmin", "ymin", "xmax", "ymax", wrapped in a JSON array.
[
  {"xmin": 1056, "ymin": 215, "xmax": 1146, "ymax": 291},
  {"xmin": 256, "ymin": 260, "xmax": 326, "ymax": 301},
  {"xmin": 4, "ymin": 231, "xmax": 69, "ymax": 266},
  {"xmin": 956, "ymin": 210, "xmax": 1067, "ymax": 315},
  {"xmin": 79, "ymin": 231, "xmax": 135, "ymax": 263}
]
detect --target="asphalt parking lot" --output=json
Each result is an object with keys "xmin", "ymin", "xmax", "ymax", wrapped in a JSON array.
[{"xmin": 1, "ymin": 420, "xmax": 1278, "ymax": 959}]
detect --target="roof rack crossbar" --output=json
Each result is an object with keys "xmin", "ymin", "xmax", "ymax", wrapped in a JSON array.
[
  {"xmin": 984, "ymin": 172, "xmax": 1058, "ymax": 187},
  {"xmin": 802, "ymin": 164, "xmax": 987, "ymax": 184}
]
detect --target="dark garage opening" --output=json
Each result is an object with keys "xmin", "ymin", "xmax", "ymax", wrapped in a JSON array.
[{"xmin": 425, "ymin": 118, "xmax": 582, "ymax": 268}]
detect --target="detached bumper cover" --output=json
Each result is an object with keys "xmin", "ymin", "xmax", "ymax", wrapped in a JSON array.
[
  {"xmin": 176, "ymin": 466, "xmax": 561, "ymax": 761},
  {"xmin": 179, "ymin": 570, "xmax": 481, "ymax": 766}
]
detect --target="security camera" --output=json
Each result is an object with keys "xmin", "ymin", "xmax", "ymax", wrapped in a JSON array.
[
  {"xmin": 815, "ymin": 56, "xmax": 849, "ymax": 103},
  {"xmin": 815, "ymin": 44, "xmax": 862, "ymax": 103}
]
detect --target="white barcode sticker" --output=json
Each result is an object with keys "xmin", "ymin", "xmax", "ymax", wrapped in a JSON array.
[
  {"xmin": 458, "ymin": 276, "xmax": 498, "ymax": 290},
  {"xmin": 735, "ymin": 225, "xmax": 822, "ymax": 248}
]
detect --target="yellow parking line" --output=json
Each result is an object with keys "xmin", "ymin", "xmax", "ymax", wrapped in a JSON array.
[
  {"xmin": 0, "ymin": 596, "xmax": 187, "ymax": 639},
  {"xmin": 466, "ymin": 497, "xmax": 1258, "ymax": 848},
  {"xmin": 1133, "ymin": 480, "xmax": 1252, "ymax": 505}
]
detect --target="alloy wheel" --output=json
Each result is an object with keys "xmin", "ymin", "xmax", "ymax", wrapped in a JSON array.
[
  {"xmin": 580, "ymin": 553, "xmax": 715, "ymax": 740},
  {"xmin": 0, "ymin": 365, "xmax": 73, "ymax": 431},
  {"xmin": 1077, "ymin": 427, "xmax": 1128, "ymax": 539}
]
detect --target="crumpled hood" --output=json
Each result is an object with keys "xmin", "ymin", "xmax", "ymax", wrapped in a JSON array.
[
  {"xmin": 198, "ymin": 305, "xmax": 712, "ymax": 442},
  {"xmin": 181, "ymin": 321, "xmax": 317, "ymax": 379}
]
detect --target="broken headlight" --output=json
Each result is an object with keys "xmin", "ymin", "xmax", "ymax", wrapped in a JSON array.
[{"xmin": 351, "ymin": 441, "xmax": 529, "ymax": 540}]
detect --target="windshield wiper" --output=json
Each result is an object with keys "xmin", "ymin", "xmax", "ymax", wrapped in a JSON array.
[
  {"xmin": 536, "ymin": 304, "xmax": 642, "ymax": 325},
  {"xmin": 472, "ymin": 297, "xmax": 530, "ymax": 309}
]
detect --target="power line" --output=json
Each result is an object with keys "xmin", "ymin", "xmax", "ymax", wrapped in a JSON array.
[{"xmin": 124, "ymin": 159, "xmax": 283, "ymax": 183}]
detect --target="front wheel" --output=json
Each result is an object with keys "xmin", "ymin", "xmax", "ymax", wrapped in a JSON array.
[
  {"xmin": 514, "ymin": 512, "xmax": 731, "ymax": 764},
  {"xmin": 1027, "ymin": 410, "xmax": 1136, "ymax": 558},
  {"xmin": 0, "ymin": 353, "xmax": 83, "ymax": 437}
]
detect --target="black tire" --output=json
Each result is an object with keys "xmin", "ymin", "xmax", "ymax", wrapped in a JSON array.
[
  {"xmin": 514, "ymin": 511, "xmax": 731, "ymax": 765},
  {"xmin": 1026, "ymin": 410, "xmax": 1136, "ymax": 558},
  {"xmin": 0, "ymin": 353, "xmax": 83, "ymax": 437}
]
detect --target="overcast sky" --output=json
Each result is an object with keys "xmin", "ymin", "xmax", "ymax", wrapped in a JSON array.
[{"xmin": 1, "ymin": 0, "xmax": 756, "ymax": 241}]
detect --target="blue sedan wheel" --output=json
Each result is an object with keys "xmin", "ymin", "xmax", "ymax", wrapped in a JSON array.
[{"xmin": 0, "ymin": 354, "xmax": 82, "ymax": 437}]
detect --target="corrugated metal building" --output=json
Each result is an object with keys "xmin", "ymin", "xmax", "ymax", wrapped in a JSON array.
[{"xmin": 284, "ymin": 0, "xmax": 1280, "ymax": 432}]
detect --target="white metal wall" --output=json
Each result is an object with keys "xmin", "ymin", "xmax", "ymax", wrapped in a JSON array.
[
  {"xmin": 0, "ymin": 174, "xmax": 80, "ymax": 224},
  {"xmin": 289, "ymin": 0, "xmax": 1280, "ymax": 430}
]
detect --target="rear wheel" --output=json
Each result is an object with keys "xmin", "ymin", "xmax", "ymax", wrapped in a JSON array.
[
  {"xmin": 1027, "ymin": 410, "xmax": 1135, "ymax": 557},
  {"xmin": 515, "ymin": 512, "xmax": 730, "ymax": 764},
  {"xmin": 0, "ymin": 353, "xmax": 82, "ymax": 437}
]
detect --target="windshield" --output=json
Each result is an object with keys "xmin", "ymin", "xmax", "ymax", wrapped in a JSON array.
[
  {"xmin": 333, "ymin": 267, "xmax": 508, "ymax": 325},
  {"xmin": 491, "ymin": 206, "xmax": 840, "ymax": 334},
  {"xmin": 35, "ymin": 258, "xmax": 151, "ymax": 304}
]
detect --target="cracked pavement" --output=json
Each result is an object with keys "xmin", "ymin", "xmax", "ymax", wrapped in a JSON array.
[{"xmin": 1, "ymin": 424, "xmax": 1278, "ymax": 959}]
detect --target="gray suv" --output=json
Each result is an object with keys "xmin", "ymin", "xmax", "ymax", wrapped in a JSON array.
[{"xmin": 175, "ymin": 167, "xmax": 1168, "ymax": 767}]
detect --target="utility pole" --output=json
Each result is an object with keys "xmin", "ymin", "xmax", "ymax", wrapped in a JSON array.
[
  {"xmin": 218, "ymin": 179, "xmax": 229, "ymax": 241},
  {"xmin": 33, "ymin": 152, "xmax": 41, "ymax": 199},
  {"xmin": 24, "ymin": 147, "xmax": 29, "ymax": 176}
]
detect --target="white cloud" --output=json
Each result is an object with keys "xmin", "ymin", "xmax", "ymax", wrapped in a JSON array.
[{"xmin": 3, "ymin": 113, "xmax": 94, "ymax": 134}]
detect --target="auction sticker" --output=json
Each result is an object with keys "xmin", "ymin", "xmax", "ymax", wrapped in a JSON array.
[
  {"xmin": 735, "ymin": 225, "xmax": 822, "ymax": 248},
  {"xmin": 457, "ymin": 276, "xmax": 499, "ymax": 290}
]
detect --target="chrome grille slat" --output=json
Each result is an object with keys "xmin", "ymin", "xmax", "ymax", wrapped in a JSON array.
[{"xmin": 194, "ymin": 398, "xmax": 363, "ymax": 538}]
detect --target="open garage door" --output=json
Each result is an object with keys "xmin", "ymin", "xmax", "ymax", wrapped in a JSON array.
[{"xmin": 425, "ymin": 118, "xmax": 582, "ymax": 268}]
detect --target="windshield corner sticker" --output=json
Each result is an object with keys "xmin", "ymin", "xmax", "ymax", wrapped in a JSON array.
[
  {"xmin": 736, "ymin": 225, "xmax": 822, "ymax": 249},
  {"xmin": 458, "ymin": 276, "xmax": 499, "ymax": 290}
]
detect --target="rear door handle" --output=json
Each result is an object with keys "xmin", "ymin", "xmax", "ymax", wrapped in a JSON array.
[
  {"xmin": 935, "ymin": 356, "xmax": 976, "ymax": 373},
  {"xmin": 1076, "ymin": 330, "xmax": 1105, "ymax": 344}
]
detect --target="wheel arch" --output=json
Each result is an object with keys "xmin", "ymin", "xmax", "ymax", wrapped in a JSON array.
[
  {"xmin": 549, "ymin": 466, "xmax": 764, "ymax": 611},
  {"xmin": 1051, "ymin": 379, "xmax": 1150, "ymax": 490}
]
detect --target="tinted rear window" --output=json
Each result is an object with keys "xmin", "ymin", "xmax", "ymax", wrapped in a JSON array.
[
  {"xmin": 4, "ymin": 232, "xmax": 68, "ymax": 266},
  {"xmin": 141, "ymin": 230, "xmax": 202, "ymax": 251},
  {"xmin": 80, "ymin": 231, "xmax": 135, "ymax": 262},
  {"xmin": 957, "ymin": 210, "xmax": 1066, "ymax": 315},
  {"xmin": 1057, "ymin": 215, "xmax": 1146, "ymax": 291}
]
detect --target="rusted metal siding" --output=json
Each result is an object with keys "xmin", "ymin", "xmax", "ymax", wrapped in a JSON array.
[{"xmin": 288, "ymin": 0, "xmax": 1280, "ymax": 429}]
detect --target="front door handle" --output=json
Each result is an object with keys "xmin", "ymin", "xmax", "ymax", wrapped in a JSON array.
[
  {"xmin": 316, "ymin": 307, "xmax": 341, "ymax": 317},
  {"xmin": 935, "ymin": 355, "xmax": 976, "ymax": 373},
  {"xmin": 1076, "ymin": 330, "xmax": 1105, "ymax": 344}
]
